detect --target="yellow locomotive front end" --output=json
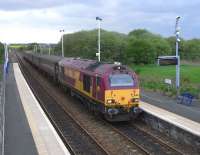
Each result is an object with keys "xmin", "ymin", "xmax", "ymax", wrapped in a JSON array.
[
  {"xmin": 104, "ymin": 72, "xmax": 140, "ymax": 121},
  {"xmin": 105, "ymin": 88, "xmax": 139, "ymax": 108}
]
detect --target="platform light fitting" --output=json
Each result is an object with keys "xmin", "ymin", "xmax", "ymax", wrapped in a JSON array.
[{"xmin": 96, "ymin": 17, "xmax": 102, "ymax": 21}]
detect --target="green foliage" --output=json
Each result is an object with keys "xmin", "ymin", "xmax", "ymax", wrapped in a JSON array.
[
  {"xmin": 0, "ymin": 42, "xmax": 4, "ymax": 64},
  {"xmin": 128, "ymin": 29, "xmax": 157, "ymax": 38},
  {"xmin": 166, "ymin": 37, "xmax": 200, "ymax": 61},
  {"xmin": 166, "ymin": 36, "xmax": 186, "ymax": 57},
  {"xmin": 57, "ymin": 29, "xmax": 127, "ymax": 62},
  {"xmin": 10, "ymin": 43, "xmax": 39, "ymax": 52},
  {"xmin": 126, "ymin": 37, "xmax": 156, "ymax": 64},
  {"xmin": 54, "ymin": 28, "xmax": 200, "ymax": 63},
  {"xmin": 183, "ymin": 39, "xmax": 200, "ymax": 60},
  {"xmin": 126, "ymin": 29, "xmax": 172, "ymax": 64}
]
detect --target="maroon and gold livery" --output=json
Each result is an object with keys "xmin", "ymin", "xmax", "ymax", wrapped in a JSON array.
[
  {"xmin": 24, "ymin": 53, "xmax": 140, "ymax": 122},
  {"xmin": 58, "ymin": 58, "xmax": 140, "ymax": 121}
]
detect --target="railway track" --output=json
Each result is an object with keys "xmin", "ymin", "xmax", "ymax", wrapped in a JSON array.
[
  {"xmin": 16, "ymin": 53, "xmax": 149, "ymax": 154},
  {"xmin": 16, "ymin": 53, "xmax": 109, "ymax": 155},
  {"xmin": 15, "ymin": 52, "xmax": 184, "ymax": 155},
  {"xmin": 112, "ymin": 123, "xmax": 183, "ymax": 155}
]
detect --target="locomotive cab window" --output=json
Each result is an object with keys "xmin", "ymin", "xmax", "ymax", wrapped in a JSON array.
[
  {"xmin": 109, "ymin": 74, "xmax": 134, "ymax": 87},
  {"xmin": 83, "ymin": 74, "xmax": 91, "ymax": 93}
]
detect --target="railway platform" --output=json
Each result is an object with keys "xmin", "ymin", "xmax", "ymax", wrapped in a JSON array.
[
  {"xmin": 140, "ymin": 90, "xmax": 200, "ymax": 137},
  {"xmin": 141, "ymin": 89, "xmax": 200, "ymax": 123},
  {"xmin": 4, "ymin": 63, "xmax": 70, "ymax": 155}
]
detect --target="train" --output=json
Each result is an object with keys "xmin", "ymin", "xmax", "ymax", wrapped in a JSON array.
[{"xmin": 23, "ymin": 52, "xmax": 140, "ymax": 122}]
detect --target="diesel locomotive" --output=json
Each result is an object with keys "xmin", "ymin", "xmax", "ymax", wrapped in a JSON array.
[{"xmin": 23, "ymin": 52, "xmax": 140, "ymax": 121}]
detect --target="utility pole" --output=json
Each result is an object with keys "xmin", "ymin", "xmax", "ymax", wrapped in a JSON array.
[
  {"xmin": 175, "ymin": 16, "xmax": 181, "ymax": 93},
  {"xmin": 60, "ymin": 29, "xmax": 65, "ymax": 57},
  {"xmin": 96, "ymin": 17, "xmax": 102, "ymax": 62}
]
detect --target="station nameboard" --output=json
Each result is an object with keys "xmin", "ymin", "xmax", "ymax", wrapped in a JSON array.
[{"xmin": 157, "ymin": 56, "xmax": 178, "ymax": 66}]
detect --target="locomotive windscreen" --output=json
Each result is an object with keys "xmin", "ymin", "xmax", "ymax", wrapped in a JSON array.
[{"xmin": 109, "ymin": 74, "xmax": 134, "ymax": 87}]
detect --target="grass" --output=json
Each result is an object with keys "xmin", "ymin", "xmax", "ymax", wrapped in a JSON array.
[{"xmin": 131, "ymin": 64, "xmax": 200, "ymax": 98}]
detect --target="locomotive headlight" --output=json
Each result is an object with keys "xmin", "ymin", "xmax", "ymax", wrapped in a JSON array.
[
  {"xmin": 131, "ymin": 98, "xmax": 139, "ymax": 102},
  {"xmin": 107, "ymin": 99, "xmax": 112, "ymax": 104},
  {"xmin": 107, "ymin": 99, "xmax": 115, "ymax": 104},
  {"xmin": 135, "ymin": 98, "xmax": 139, "ymax": 102}
]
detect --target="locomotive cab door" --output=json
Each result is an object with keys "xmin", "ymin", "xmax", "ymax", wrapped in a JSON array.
[{"xmin": 93, "ymin": 76, "xmax": 101, "ymax": 100}]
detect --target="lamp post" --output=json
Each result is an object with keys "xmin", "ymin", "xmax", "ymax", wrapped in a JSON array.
[
  {"xmin": 48, "ymin": 44, "xmax": 51, "ymax": 55},
  {"xmin": 96, "ymin": 17, "xmax": 102, "ymax": 62},
  {"xmin": 34, "ymin": 44, "xmax": 37, "ymax": 53},
  {"xmin": 39, "ymin": 44, "xmax": 42, "ymax": 54},
  {"xmin": 175, "ymin": 16, "xmax": 181, "ymax": 92},
  {"xmin": 60, "ymin": 29, "xmax": 65, "ymax": 57}
]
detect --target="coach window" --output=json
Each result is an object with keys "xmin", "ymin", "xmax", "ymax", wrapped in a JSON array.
[{"xmin": 83, "ymin": 74, "xmax": 91, "ymax": 93}]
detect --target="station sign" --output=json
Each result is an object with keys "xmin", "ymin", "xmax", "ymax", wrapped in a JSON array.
[
  {"xmin": 164, "ymin": 78, "xmax": 172, "ymax": 85},
  {"xmin": 157, "ymin": 56, "xmax": 178, "ymax": 66}
]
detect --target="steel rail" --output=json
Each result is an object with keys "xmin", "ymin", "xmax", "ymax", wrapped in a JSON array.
[{"xmin": 16, "ymin": 52, "xmax": 109, "ymax": 155}]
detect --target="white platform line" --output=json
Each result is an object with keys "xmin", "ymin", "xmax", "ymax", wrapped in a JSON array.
[{"xmin": 13, "ymin": 63, "xmax": 70, "ymax": 155}]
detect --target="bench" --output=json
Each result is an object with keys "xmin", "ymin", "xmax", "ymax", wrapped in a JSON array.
[{"xmin": 177, "ymin": 92, "xmax": 194, "ymax": 106}]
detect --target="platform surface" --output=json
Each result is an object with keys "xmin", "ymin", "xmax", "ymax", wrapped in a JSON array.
[
  {"xmin": 140, "ymin": 101, "xmax": 200, "ymax": 137},
  {"xmin": 141, "ymin": 89, "xmax": 200, "ymax": 123},
  {"xmin": 5, "ymin": 63, "xmax": 70, "ymax": 155},
  {"xmin": 5, "ymin": 64, "xmax": 38, "ymax": 155}
]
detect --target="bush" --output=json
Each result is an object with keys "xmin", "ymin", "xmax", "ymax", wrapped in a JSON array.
[
  {"xmin": 125, "ymin": 29, "xmax": 172, "ymax": 64},
  {"xmin": 126, "ymin": 38, "xmax": 156, "ymax": 64}
]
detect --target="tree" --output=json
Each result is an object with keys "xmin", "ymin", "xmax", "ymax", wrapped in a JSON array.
[
  {"xmin": 128, "ymin": 29, "xmax": 156, "ymax": 38},
  {"xmin": 54, "ymin": 28, "xmax": 200, "ymax": 64},
  {"xmin": 126, "ymin": 29, "xmax": 172, "ymax": 64},
  {"xmin": 126, "ymin": 37, "xmax": 156, "ymax": 64},
  {"xmin": 166, "ymin": 36, "xmax": 186, "ymax": 58},
  {"xmin": 57, "ymin": 29, "xmax": 127, "ymax": 62},
  {"xmin": 183, "ymin": 39, "xmax": 200, "ymax": 60}
]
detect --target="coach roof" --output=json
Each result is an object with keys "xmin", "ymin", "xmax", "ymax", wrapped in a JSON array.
[{"xmin": 38, "ymin": 54, "xmax": 63, "ymax": 63}]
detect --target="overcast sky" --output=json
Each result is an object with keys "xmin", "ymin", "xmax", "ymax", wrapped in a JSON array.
[{"xmin": 0, "ymin": 0, "xmax": 199, "ymax": 43}]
